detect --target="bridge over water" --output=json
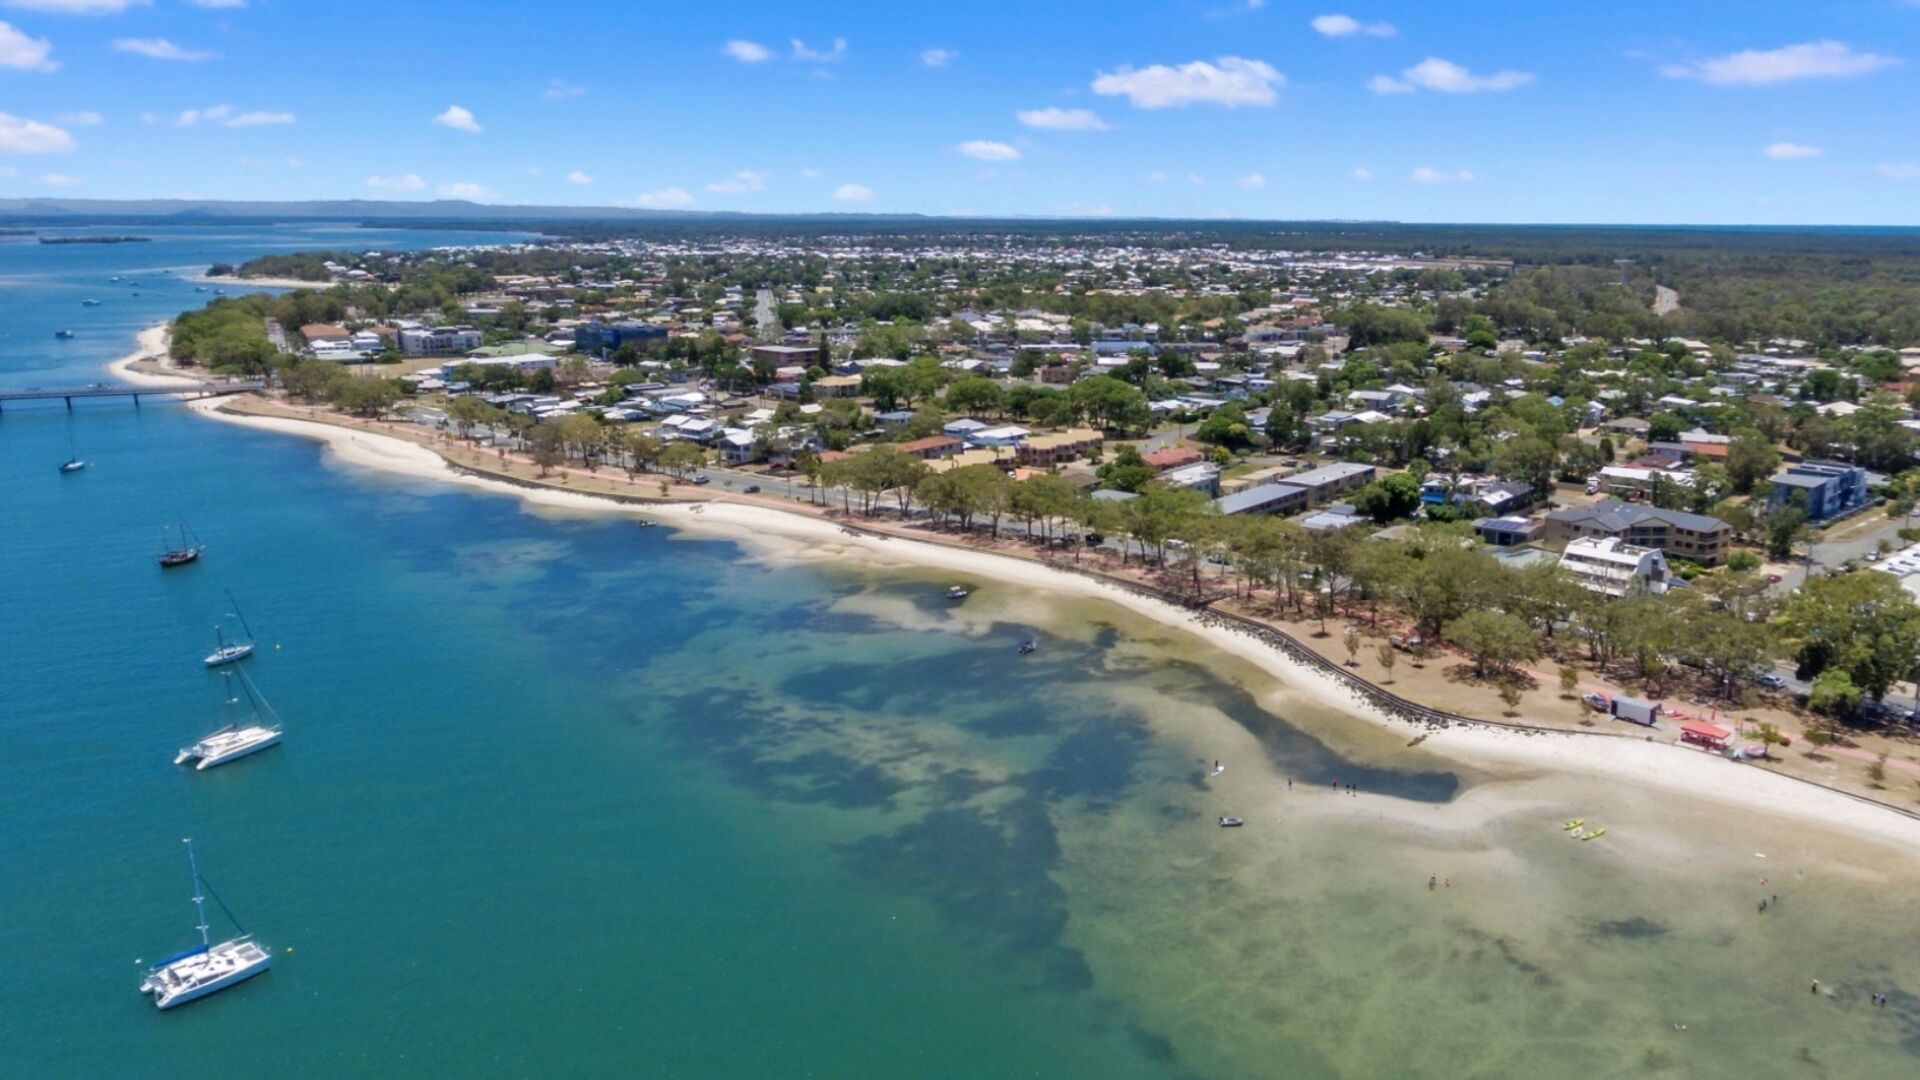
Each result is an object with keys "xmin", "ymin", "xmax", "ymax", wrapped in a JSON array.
[{"xmin": 0, "ymin": 381, "xmax": 262, "ymax": 411}]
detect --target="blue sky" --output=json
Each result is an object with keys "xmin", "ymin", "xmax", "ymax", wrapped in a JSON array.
[{"xmin": 3, "ymin": 0, "xmax": 1920, "ymax": 223}]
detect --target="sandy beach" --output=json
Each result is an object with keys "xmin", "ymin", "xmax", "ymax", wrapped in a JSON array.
[
  {"xmin": 184, "ymin": 395, "xmax": 1920, "ymax": 857},
  {"xmin": 184, "ymin": 274, "xmax": 328, "ymax": 290},
  {"xmin": 104, "ymin": 323, "xmax": 209, "ymax": 388}
]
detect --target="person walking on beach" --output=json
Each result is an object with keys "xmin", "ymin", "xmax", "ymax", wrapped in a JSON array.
[
  {"xmin": 1811, "ymin": 980, "xmax": 1820, "ymax": 995},
  {"xmin": 1428, "ymin": 875, "xmax": 1437, "ymax": 891}
]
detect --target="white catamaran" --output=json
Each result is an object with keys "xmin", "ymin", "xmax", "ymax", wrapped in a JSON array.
[
  {"xmin": 203, "ymin": 590, "xmax": 257, "ymax": 667},
  {"xmin": 139, "ymin": 839, "xmax": 271, "ymax": 1010},
  {"xmin": 175, "ymin": 666, "xmax": 282, "ymax": 771}
]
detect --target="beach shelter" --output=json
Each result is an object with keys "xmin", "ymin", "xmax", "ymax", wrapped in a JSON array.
[{"xmin": 1679, "ymin": 720, "xmax": 1732, "ymax": 752}]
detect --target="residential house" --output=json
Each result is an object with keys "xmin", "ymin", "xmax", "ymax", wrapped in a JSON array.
[
  {"xmin": 1214, "ymin": 483, "xmax": 1310, "ymax": 517},
  {"xmin": 1283, "ymin": 462, "xmax": 1376, "ymax": 506},
  {"xmin": 1543, "ymin": 501, "xmax": 1732, "ymax": 566},
  {"xmin": 1017, "ymin": 429, "xmax": 1103, "ymax": 468},
  {"xmin": 1560, "ymin": 537, "xmax": 1671, "ymax": 597},
  {"xmin": 1768, "ymin": 461, "xmax": 1870, "ymax": 522}
]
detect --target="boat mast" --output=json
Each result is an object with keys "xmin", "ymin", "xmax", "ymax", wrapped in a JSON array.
[
  {"xmin": 184, "ymin": 838, "xmax": 211, "ymax": 949},
  {"xmin": 227, "ymin": 589, "xmax": 254, "ymax": 643}
]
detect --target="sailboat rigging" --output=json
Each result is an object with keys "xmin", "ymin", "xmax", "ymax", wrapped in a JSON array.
[
  {"xmin": 138, "ymin": 838, "xmax": 271, "ymax": 1009},
  {"xmin": 203, "ymin": 590, "xmax": 256, "ymax": 667}
]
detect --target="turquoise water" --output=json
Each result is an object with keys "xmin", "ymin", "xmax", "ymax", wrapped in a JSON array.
[{"xmin": 6, "ymin": 228, "xmax": 1920, "ymax": 1078}]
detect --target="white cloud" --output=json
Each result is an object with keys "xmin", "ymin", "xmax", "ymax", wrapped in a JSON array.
[
  {"xmin": 112, "ymin": 38, "xmax": 216, "ymax": 62},
  {"xmin": 706, "ymin": 169, "xmax": 766, "ymax": 193},
  {"xmin": 37, "ymin": 171, "xmax": 80, "ymax": 186},
  {"xmin": 958, "ymin": 139, "xmax": 1020, "ymax": 161},
  {"xmin": 436, "ymin": 181, "xmax": 494, "ymax": 200},
  {"xmin": 1411, "ymin": 166, "xmax": 1475, "ymax": 183},
  {"xmin": 921, "ymin": 47, "xmax": 954, "ymax": 67},
  {"xmin": 1375, "ymin": 57, "xmax": 1534, "ymax": 94},
  {"xmin": 1016, "ymin": 106, "xmax": 1110, "ymax": 131},
  {"xmin": 1091, "ymin": 56, "xmax": 1283, "ymax": 109},
  {"xmin": 433, "ymin": 105, "xmax": 481, "ymax": 133},
  {"xmin": 1352, "ymin": 167, "xmax": 1374, "ymax": 181},
  {"xmin": 2, "ymin": 0, "xmax": 146, "ymax": 11},
  {"xmin": 56, "ymin": 110, "xmax": 102, "ymax": 125},
  {"xmin": 0, "ymin": 21, "xmax": 56, "ymax": 71},
  {"xmin": 0, "ymin": 111, "xmax": 73, "ymax": 153},
  {"xmin": 1145, "ymin": 170, "xmax": 1169, "ymax": 183},
  {"xmin": 832, "ymin": 182, "xmax": 874, "ymax": 202},
  {"xmin": 175, "ymin": 105, "xmax": 293, "ymax": 128},
  {"xmin": 366, "ymin": 173, "xmax": 426, "ymax": 191},
  {"xmin": 1765, "ymin": 142, "xmax": 1822, "ymax": 160},
  {"xmin": 1875, "ymin": 163, "xmax": 1920, "ymax": 180},
  {"xmin": 1660, "ymin": 40, "xmax": 1899, "ymax": 85},
  {"xmin": 544, "ymin": 79, "xmax": 584, "ymax": 100},
  {"xmin": 567, "ymin": 170, "xmax": 592, "ymax": 185},
  {"xmin": 633, "ymin": 186, "xmax": 694, "ymax": 209},
  {"xmin": 791, "ymin": 37, "xmax": 846, "ymax": 63},
  {"xmin": 799, "ymin": 167, "xmax": 822, "ymax": 179},
  {"xmin": 723, "ymin": 39, "xmax": 771, "ymax": 63},
  {"xmin": 1188, "ymin": 173, "xmax": 1207, "ymax": 185},
  {"xmin": 188, "ymin": 0, "xmax": 247, "ymax": 7},
  {"xmin": 1310, "ymin": 14, "xmax": 1395, "ymax": 38},
  {"xmin": 1236, "ymin": 172, "xmax": 1266, "ymax": 188},
  {"xmin": 0, "ymin": 165, "xmax": 14, "ymax": 176}
]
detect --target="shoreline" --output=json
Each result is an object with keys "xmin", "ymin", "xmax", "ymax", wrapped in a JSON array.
[
  {"xmin": 186, "ymin": 273, "xmax": 326, "ymax": 290},
  {"xmin": 104, "ymin": 323, "xmax": 211, "ymax": 388},
  {"xmin": 184, "ymin": 393, "xmax": 1920, "ymax": 856}
]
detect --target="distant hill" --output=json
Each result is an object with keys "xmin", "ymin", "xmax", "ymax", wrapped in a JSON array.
[{"xmin": 0, "ymin": 197, "xmax": 731, "ymax": 221}]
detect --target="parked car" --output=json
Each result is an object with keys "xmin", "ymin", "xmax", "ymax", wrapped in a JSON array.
[
  {"xmin": 1581, "ymin": 691, "xmax": 1610, "ymax": 712},
  {"xmin": 1765, "ymin": 573, "xmax": 1783, "ymax": 584},
  {"xmin": 743, "ymin": 484, "xmax": 761, "ymax": 494},
  {"xmin": 1389, "ymin": 634, "xmax": 1424, "ymax": 652},
  {"xmin": 1756, "ymin": 673, "xmax": 1787, "ymax": 690},
  {"xmin": 691, "ymin": 474, "xmax": 711, "ymax": 485},
  {"xmin": 1084, "ymin": 532, "xmax": 1105, "ymax": 546}
]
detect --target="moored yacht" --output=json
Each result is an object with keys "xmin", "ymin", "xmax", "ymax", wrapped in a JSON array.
[
  {"xmin": 140, "ymin": 839, "xmax": 271, "ymax": 1010},
  {"xmin": 176, "ymin": 667, "xmax": 282, "ymax": 770},
  {"xmin": 202, "ymin": 591, "xmax": 257, "ymax": 667},
  {"xmin": 158, "ymin": 521, "xmax": 204, "ymax": 568},
  {"xmin": 946, "ymin": 585, "xmax": 970, "ymax": 600}
]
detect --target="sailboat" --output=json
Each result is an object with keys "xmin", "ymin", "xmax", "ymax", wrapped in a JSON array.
[
  {"xmin": 139, "ymin": 838, "xmax": 271, "ymax": 1010},
  {"xmin": 158, "ymin": 521, "xmax": 204, "ymax": 568},
  {"xmin": 59, "ymin": 430, "xmax": 87, "ymax": 474},
  {"xmin": 81, "ymin": 298, "xmax": 102, "ymax": 307},
  {"xmin": 175, "ymin": 667, "xmax": 282, "ymax": 770},
  {"xmin": 203, "ymin": 591, "xmax": 256, "ymax": 667}
]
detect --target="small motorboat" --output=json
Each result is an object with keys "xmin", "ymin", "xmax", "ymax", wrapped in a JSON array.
[
  {"xmin": 1209, "ymin": 761, "xmax": 1225, "ymax": 777},
  {"xmin": 59, "ymin": 457, "xmax": 87, "ymax": 474},
  {"xmin": 1218, "ymin": 817, "xmax": 1245, "ymax": 828},
  {"xmin": 194, "ymin": 286, "xmax": 208, "ymax": 293},
  {"xmin": 947, "ymin": 586, "xmax": 970, "ymax": 600},
  {"xmin": 81, "ymin": 298, "xmax": 102, "ymax": 306},
  {"xmin": 1017, "ymin": 640, "xmax": 1037, "ymax": 656},
  {"xmin": 54, "ymin": 329, "xmax": 75, "ymax": 339}
]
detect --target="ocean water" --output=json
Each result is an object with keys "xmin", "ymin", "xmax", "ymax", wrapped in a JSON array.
[{"xmin": 4, "ymin": 228, "xmax": 1920, "ymax": 1078}]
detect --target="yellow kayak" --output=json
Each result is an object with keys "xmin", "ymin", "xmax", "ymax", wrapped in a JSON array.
[
  {"xmin": 1562, "ymin": 819, "xmax": 1585, "ymax": 831},
  {"xmin": 1580, "ymin": 828, "xmax": 1607, "ymax": 841}
]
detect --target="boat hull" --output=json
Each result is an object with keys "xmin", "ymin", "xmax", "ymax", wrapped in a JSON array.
[
  {"xmin": 204, "ymin": 644, "xmax": 254, "ymax": 667},
  {"xmin": 145, "ymin": 940, "xmax": 271, "ymax": 1009},
  {"xmin": 176, "ymin": 727, "xmax": 281, "ymax": 770},
  {"xmin": 159, "ymin": 550, "xmax": 200, "ymax": 568}
]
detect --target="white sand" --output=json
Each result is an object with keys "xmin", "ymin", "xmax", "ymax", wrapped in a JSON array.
[
  {"xmin": 184, "ymin": 274, "xmax": 325, "ymax": 290},
  {"xmin": 190, "ymin": 400, "xmax": 1920, "ymax": 853},
  {"xmin": 104, "ymin": 324, "xmax": 206, "ymax": 389}
]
